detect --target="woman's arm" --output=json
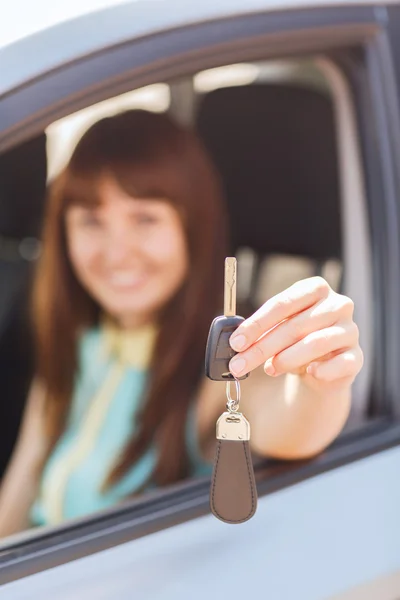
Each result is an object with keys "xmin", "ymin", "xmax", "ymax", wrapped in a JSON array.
[
  {"xmin": 240, "ymin": 368, "xmax": 351, "ymax": 459},
  {"xmin": 228, "ymin": 277, "xmax": 363, "ymax": 459},
  {"xmin": 0, "ymin": 380, "xmax": 48, "ymax": 538}
]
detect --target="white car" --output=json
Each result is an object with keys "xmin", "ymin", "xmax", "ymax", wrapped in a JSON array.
[{"xmin": 0, "ymin": 1, "xmax": 399, "ymax": 598}]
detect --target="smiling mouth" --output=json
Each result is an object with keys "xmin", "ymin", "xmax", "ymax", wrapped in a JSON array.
[{"xmin": 107, "ymin": 273, "xmax": 148, "ymax": 290}]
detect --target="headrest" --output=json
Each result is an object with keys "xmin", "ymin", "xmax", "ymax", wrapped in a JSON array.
[{"xmin": 196, "ymin": 84, "xmax": 341, "ymax": 260}]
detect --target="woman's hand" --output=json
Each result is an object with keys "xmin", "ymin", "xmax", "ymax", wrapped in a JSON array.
[{"xmin": 228, "ymin": 277, "xmax": 363, "ymax": 390}]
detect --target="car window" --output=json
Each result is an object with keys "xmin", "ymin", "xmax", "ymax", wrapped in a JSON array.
[{"xmin": 0, "ymin": 54, "xmax": 372, "ymax": 542}]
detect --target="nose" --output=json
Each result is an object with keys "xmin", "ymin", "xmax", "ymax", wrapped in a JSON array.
[{"xmin": 104, "ymin": 221, "xmax": 137, "ymax": 267}]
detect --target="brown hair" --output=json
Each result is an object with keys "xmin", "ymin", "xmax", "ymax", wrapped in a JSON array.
[{"xmin": 33, "ymin": 109, "xmax": 228, "ymax": 488}]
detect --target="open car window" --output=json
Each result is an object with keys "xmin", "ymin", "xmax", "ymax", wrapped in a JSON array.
[{"xmin": 0, "ymin": 53, "xmax": 371, "ymax": 522}]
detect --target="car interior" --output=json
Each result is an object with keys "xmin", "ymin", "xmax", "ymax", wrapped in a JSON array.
[{"xmin": 0, "ymin": 56, "xmax": 372, "ymax": 492}]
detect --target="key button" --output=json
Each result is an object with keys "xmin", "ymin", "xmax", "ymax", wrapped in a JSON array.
[{"xmin": 215, "ymin": 331, "xmax": 236, "ymax": 359}]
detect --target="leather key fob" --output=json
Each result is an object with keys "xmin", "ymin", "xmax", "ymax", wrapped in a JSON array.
[{"xmin": 210, "ymin": 412, "xmax": 257, "ymax": 524}]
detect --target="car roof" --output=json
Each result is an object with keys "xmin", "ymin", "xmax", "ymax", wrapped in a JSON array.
[{"xmin": 0, "ymin": 0, "xmax": 399, "ymax": 97}]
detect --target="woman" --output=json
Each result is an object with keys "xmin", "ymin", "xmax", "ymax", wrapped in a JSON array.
[{"xmin": 0, "ymin": 109, "xmax": 363, "ymax": 535}]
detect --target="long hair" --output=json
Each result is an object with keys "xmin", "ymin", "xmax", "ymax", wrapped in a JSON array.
[{"xmin": 32, "ymin": 109, "xmax": 228, "ymax": 488}]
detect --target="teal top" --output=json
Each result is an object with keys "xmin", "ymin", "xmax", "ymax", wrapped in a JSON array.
[{"xmin": 31, "ymin": 327, "xmax": 212, "ymax": 526}]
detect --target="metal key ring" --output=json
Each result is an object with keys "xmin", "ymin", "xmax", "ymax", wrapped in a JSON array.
[{"xmin": 226, "ymin": 377, "xmax": 241, "ymax": 413}]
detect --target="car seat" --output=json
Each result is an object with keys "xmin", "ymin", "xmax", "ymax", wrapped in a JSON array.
[
  {"xmin": 0, "ymin": 134, "xmax": 47, "ymax": 478},
  {"xmin": 196, "ymin": 83, "xmax": 342, "ymax": 312},
  {"xmin": 196, "ymin": 82, "xmax": 371, "ymax": 421}
]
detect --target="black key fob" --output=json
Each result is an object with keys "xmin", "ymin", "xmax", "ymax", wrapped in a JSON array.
[{"xmin": 205, "ymin": 315, "xmax": 249, "ymax": 381}]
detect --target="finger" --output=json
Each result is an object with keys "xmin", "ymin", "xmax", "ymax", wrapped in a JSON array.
[
  {"xmin": 229, "ymin": 299, "xmax": 335, "ymax": 377},
  {"xmin": 307, "ymin": 347, "xmax": 364, "ymax": 382},
  {"xmin": 231, "ymin": 294, "xmax": 349, "ymax": 377},
  {"xmin": 230, "ymin": 277, "xmax": 331, "ymax": 352},
  {"xmin": 270, "ymin": 322, "xmax": 359, "ymax": 376}
]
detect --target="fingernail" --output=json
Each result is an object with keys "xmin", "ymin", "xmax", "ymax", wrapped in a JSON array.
[
  {"xmin": 306, "ymin": 364, "xmax": 315, "ymax": 375},
  {"xmin": 230, "ymin": 334, "xmax": 247, "ymax": 351},
  {"xmin": 264, "ymin": 362, "xmax": 276, "ymax": 376},
  {"xmin": 230, "ymin": 356, "xmax": 246, "ymax": 375}
]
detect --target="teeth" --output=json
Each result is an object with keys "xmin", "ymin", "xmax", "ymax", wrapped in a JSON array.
[{"xmin": 109, "ymin": 273, "xmax": 144, "ymax": 286}]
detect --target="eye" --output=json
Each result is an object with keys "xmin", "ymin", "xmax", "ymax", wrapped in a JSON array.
[
  {"xmin": 135, "ymin": 213, "xmax": 158, "ymax": 225},
  {"xmin": 77, "ymin": 211, "xmax": 102, "ymax": 228}
]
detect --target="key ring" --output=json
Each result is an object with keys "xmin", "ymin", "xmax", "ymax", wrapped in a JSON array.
[{"xmin": 226, "ymin": 377, "xmax": 241, "ymax": 413}]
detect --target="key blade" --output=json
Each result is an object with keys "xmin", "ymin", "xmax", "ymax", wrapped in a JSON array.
[{"xmin": 224, "ymin": 257, "xmax": 237, "ymax": 317}]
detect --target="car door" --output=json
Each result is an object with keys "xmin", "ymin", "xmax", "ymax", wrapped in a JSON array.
[{"xmin": 0, "ymin": 2, "xmax": 400, "ymax": 599}]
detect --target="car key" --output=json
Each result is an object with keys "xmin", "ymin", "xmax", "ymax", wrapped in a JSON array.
[
  {"xmin": 206, "ymin": 257, "xmax": 257, "ymax": 523},
  {"xmin": 205, "ymin": 257, "xmax": 249, "ymax": 381}
]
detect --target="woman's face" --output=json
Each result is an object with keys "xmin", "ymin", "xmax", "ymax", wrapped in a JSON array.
[{"xmin": 65, "ymin": 176, "xmax": 189, "ymax": 327}]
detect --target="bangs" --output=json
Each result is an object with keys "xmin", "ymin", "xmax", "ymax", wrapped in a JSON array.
[{"xmin": 59, "ymin": 155, "xmax": 189, "ymax": 212}]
